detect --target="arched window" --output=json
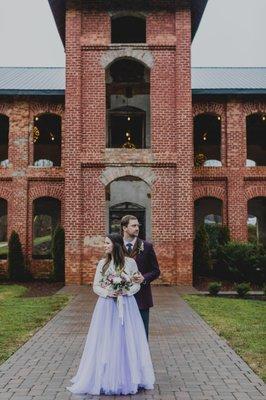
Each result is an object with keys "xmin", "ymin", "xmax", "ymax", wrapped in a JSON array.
[
  {"xmin": 0, "ymin": 199, "xmax": 7, "ymax": 259},
  {"xmin": 33, "ymin": 113, "xmax": 61, "ymax": 167},
  {"xmin": 106, "ymin": 59, "xmax": 150, "ymax": 148},
  {"xmin": 248, "ymin": 197, "xmax": 266, "ymax": 245},
  {"xmin": 194, "ymin": 114, "xmax": 221, "ymax": 167},
  {"xmin": 194, "ymin": 197, "xmax": 223, "ymax": 231},
  {"xmin": 246, "ymin": 113, "xmax": 266, "ymax": 166},
  {"xmin": 111, "ymin": 16, "xmax": 146, "ymax": 43},
  {"xmin": 0, "ymin": 114, "xmax": 9, "ymax": 166},
  {"xmin": 33, "ymin": 197, "xmax": 61, "ymax": 258}
]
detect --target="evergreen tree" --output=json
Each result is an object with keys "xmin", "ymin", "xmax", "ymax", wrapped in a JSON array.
[
  {"xmin": 193, "ymin": 224, "xmax": 213, "ymax": 278},
  {"xmin": 8, "ymin": 230, "xmax": 26, "ymax": 281},
  {"xmin": 51, "ymin": 225, "xmax": 65, "ymax": 282}
]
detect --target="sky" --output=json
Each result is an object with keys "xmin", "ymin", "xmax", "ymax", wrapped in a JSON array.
[{"xmin": 0, "ymin": 0, "xmax": 265, "ymax": 68}]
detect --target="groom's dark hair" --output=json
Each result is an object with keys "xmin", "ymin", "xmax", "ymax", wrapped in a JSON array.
[{"xmin": 120, "ymin": 215, "xmax": 138, "ymax": 231}]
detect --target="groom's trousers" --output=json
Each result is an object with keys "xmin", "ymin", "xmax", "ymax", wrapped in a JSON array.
[{"xmin": 140, "ymin": 309, "xmax": 150, "ymax": 339}]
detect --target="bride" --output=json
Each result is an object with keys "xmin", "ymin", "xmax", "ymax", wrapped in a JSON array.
[{"xmin": 66, "ymin": 233, "xmax": 155, "ymax": 395}]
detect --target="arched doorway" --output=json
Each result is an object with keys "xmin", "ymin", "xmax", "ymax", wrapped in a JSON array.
[{"xmin": 106, "ymin": 176, "xmax": 151, "ymax": 240}]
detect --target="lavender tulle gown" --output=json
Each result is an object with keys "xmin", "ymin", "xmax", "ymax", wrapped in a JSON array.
[{"xmin": 66, "ymin": 278, "xmax": 155, "ymax": 395}]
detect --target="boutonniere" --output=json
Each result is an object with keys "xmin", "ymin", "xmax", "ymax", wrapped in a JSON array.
[{"xmin": 137, "ymin": 240, "xmax": 144, "ymax": 254}]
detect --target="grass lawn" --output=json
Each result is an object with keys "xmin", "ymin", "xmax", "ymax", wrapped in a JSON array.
[
  {"xmin": 0, "ymin": 284, "xmax": 71, "ymax": 364},
  {"xmin": 183, "ymin": 295, "xmax": 266, "ymax": 382}
]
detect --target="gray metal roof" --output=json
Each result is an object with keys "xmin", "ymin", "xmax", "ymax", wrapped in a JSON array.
[
  {"xmin": 0, "ymin": 67, "xmax": 265, "ymax": 95},
  {"xmin": 0, "ymin": 67, "xmax": 65, "ymax": 95},
  {"xmin": 192, "ymin": 67, "xmax": 266, "ymax": 94}
]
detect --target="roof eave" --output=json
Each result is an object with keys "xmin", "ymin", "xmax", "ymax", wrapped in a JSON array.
[
  {"xmin": 0, "ymin": 89, "xmax": 65, "ymax": 96},
  {"xmin": 193, "ymin": 89, "xmax": 266, "ymax": 95},
  {"xmin": 48, "ymin": 0, "xmax": 208, "ymax": 46}
]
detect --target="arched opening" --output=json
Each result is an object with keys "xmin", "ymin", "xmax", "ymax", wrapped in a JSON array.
[
  {"xmin": 111, "ymin": 16, "xmax": 146, "ymax": 43},
  {"xmin": 0, "ymin": 199, "xmax": 7, "ymax": 259},
  {"xmin": 248, "ymin": 197, "xmax": 266, "ymax": 246},
  {"xmin": 106, "ymin": 177, "xmax": 151, "ymax": 240},
  {"xmin": 33, "ymin": 113, "xmax": 61, "ymax": 166},
  {"xmin": 0, "ymin": 115, "xmax": 9, "ymax": 167},
  {"xmin": 106, "ymin": 59, "xmax": 150, "ymax": 148},
  {"xmin": 194, "ymin": 197, "xmax": 223, "ymax": 232},
  {"xmin": 246, "ymin": 113, "xmax": 266, "ymax": 166},
  {"xmin": 194, "ymin": 114, "xmax": 222, "ymax": 166},
  {"xmin": 33, "ymin": 197, "xmax": 61, "ymax": 259}
]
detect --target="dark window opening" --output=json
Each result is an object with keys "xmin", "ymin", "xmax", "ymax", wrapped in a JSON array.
[
  {"xmin": 0, "ymin": 114, "xmax": 9, "ymax": 165},
  {"xmin": 108, "ymin": 107, "xmax": 146, "ymax": 148},
  {"xmin": 194, "ymin": 114, "xmax": 221, "ymax": 166},
  {"xmin": 111, "ymin": 16, "xmax": 146, "ymax": 43},
  {"xmin": 33, "ymin": 113, "xmax": 61, "ymax": 167},
  {"xmin": 33, "ymin": 197, "xmax": 61, "ymax": 259},
  {"xmin": 246, "ymin": 114, "xmax": 266, "ymax": 166},
  {"xmin": 248, "ymin": 197, "xmax": 266, "ymax": 246},
  {"xmin": 194, "ymin": 197, "xmax": 223, "ymax": 232},
  {"xmin": 106, "ymin": 59, "xmax": 150, "ymax": 149}
]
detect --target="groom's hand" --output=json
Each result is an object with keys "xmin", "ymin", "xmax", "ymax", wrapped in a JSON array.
[{"xmin": 132, "ymin": 272, "xmax": 144, "ymax": 284}]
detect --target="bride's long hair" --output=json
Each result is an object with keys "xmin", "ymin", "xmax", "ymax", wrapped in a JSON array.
[{"xmin": 102, "ymin": 233, "xmax": 126, "ymax": 275}]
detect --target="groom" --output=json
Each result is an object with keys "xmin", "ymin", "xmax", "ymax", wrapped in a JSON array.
[{"xmin": 121, "ymin": 215, "xmax": 160, "ymax": 338}]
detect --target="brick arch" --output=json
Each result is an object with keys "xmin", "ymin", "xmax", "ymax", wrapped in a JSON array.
[
  {"xmin": 30, "ymin": 104, "xmax": 64, "ymax": 118},
  {"xmin": 243, "ymin": 102, "xmax": 266, "ymax": 117},
  {"xmin": 108, "ymin": 10, "xmax": 148, "ymax": 18},
  {"xmin": 0, "ymin": 104, "xmax": 10, "ymax": 116},
  {"xmin": 245, "ymin": 187, "xmax": 266, "ymax": 201},
  {"xmin": 101, "ymin": 50, "xmax": 154, "ymax": 69},
  {"xmin": 100, "ymin": 166, "xmax": 156, "ymax": 187},
  {"xmin": 193, "ymin": 186, "xmax": 226, "ymax": 202},
  {"xmin": 0, "ymin": 187, "xmax": 12, "ymax": 202},
  {"xmin": 29, "ymin": 186, "xmax": 64, "ymax": 203},
  {"xmin": 193, "ymin": 103, "xmax": 225, "ymax": 118}
]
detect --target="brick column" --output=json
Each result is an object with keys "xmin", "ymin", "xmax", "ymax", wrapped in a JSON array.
[
  {"xmin": 174, "ymin": 5, "xmax": 194, "ymax": 284},
  {"xmin": 8, "ymin": 101, "xmax": 30, "ymax": 256},
  {"xmin": 64, "ymin": 0, "xmax": 83, "ymax": 284},
  {"xmin": 226, "ymin": 99, "xmax": 247, "ymax": 241}
]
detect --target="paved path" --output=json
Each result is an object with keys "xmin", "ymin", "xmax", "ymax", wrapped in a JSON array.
[{"xmin": 0, "ymin": 286, "xmax": 265, "ymax": 400}]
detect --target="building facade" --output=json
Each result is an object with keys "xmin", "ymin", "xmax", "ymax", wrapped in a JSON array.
[{"xmin": 0, "ymin": 0, "xmax": 265, "ymax": 284}]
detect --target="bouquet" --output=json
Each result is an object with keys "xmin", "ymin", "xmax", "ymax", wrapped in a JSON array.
[{"xmin": 100, "ymin": 269, "xmax": 133, "ymax": 296}]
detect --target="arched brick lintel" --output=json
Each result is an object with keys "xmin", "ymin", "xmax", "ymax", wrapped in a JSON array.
[
  {"xmin": 29, "ymin": 186, "xmax": 64, "ymax": 203},
  {"xmin": 245, "ymin": 187, "xmax": 266, "ymax": 201},
  {"xmin": 100, "ymin": 49, "xmax": 154, "ymax": 69},
  {"xmin": 99, "ymin": 166, "xmax": 156, "ymax": 187},
  {"xmin": 193, "ymin": 186, "xmax": 226, "ymax": 202}
]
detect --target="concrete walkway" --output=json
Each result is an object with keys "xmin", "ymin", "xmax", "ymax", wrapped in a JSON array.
[{"xmin": 0, "ymin": 286, "xmax": 265, "ymax": 400}]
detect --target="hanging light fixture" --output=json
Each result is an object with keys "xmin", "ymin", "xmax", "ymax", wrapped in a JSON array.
[
  {"xmin": 203, "ymin": 132, "xmax": 207, "ymax": 141},
  {"xmin": 50, "ymin": 132, "xmax": 55, "ymax": 141}
]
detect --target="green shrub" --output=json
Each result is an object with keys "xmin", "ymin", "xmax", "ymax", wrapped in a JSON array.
[
  {"xmin": 235, "ymin": 282, "xmax": 251, "ymax": 298},
  {"xmin": 51, "ymin": 225, "xmax": 65, "ymax": 282},
  {"xmin": 8, "ymin": 231, "xmax": 32, "ymax": 281},
  {"xmin": 205, "ymin": 224, "xmax": 230, "ymax": 259},
  {"xmin": 193, "ymin": 224, "xmax": 212, "ymax": 277},
  {"xmin": 208, "ymin": 281, "xmax": 222, "ymax": 296},
  {"xmin": 214, "ymin": 242, "xmax": 266, "ymax": 284}
]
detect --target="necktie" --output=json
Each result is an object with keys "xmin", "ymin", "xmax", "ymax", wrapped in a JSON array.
[{"xmin": 126, "ymin": 243, "xmax": 133, "ymax": 254}]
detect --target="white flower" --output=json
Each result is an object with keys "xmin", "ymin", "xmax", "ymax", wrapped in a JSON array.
[{"xmin": 113, "ymin": 277, "xmax": 122, "ymax": 284}]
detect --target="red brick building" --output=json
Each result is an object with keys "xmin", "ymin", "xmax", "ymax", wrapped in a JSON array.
[{"xmin": 0, "ymin": 0, "xmax": 265, "ymax": 285}]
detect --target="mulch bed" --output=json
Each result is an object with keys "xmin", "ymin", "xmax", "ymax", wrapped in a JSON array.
[
  {"xmin": 194, "ymin": 276, "xmax": 264, "ymax": 291},
  {"xmin": 0, "ymin": 281, "xmax": 65, "ymax": 297}
]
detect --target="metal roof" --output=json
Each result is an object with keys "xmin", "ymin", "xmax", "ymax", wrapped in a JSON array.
[
  {"xmin": 48, "ymin": 0, "xmax": 208, "ymax": 44},
  {"xmin": 0, "ymin": 67, "xmax": 65, "ymax": 95},
  {"xmin": 0, "ymin": 67, "xmax": 265, "ymax": 95},
  {"xmin": 192, "ymin": 67, "xmax": 266, "ymax": 94}
]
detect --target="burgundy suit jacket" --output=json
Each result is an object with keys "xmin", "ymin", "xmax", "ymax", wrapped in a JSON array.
[{"xmin": 124, "ymin": 238, "xmax": 160, "ymax": 310}]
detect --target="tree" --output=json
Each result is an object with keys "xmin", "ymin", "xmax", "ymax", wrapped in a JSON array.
[
  {"xmin": 51, "ymin": 225, "xmax": 65, "ymax": 282},
  {"xmin": 193, "ymin": 224, "xmax": 213, "ymax": 279},
  {"xmin": 8, "ymin": 230, "xmax": 27, "ymax": 281}
]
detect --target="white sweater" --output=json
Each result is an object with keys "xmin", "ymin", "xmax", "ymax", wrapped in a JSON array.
[{"xmin": 93, "ymin": 257, "xmax": 140, "ymax": 298}]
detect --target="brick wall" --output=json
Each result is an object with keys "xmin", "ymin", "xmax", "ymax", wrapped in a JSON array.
[{"xmin": 0, "ymin": 1, "xmax": 265, "ymax": 284}]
